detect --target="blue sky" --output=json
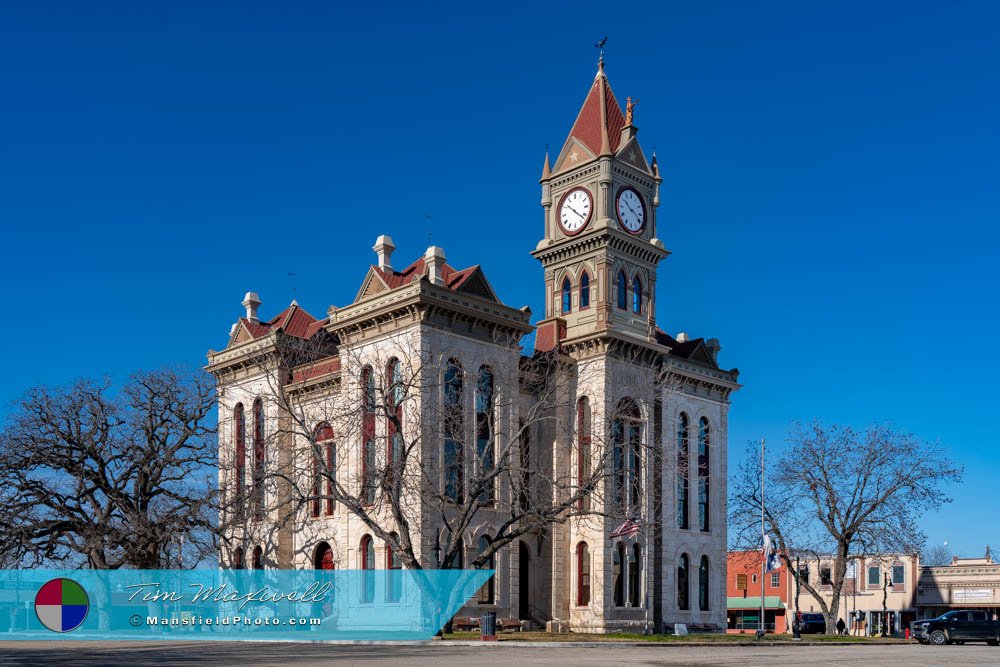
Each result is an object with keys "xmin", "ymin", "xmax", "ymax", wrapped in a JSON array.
[{"xmin": 1, "ymin": 1, "xmax": 997, "ymax": 557}]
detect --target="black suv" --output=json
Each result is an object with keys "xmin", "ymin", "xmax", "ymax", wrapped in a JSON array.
[
  {"xmin": 798, "ymin": 613, "xmax": 827, "ymax": 634},
  {"xmin": 910, "ymin": 610, "xmax": 1000, "ymax": 645}
]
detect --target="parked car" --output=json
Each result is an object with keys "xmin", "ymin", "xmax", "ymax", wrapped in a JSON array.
[
  {"xmin": 910, "ymin": 610, "xmax": 1000, "ymax": 645},
  {"xmin": 798, "ymin": 613, "xmax": 827, "ymax": 634}
]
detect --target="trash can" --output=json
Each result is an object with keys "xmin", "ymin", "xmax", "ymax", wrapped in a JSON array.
[{"xmin": 480, "ymin": 612, "xmax": 497, "ymax": 641}]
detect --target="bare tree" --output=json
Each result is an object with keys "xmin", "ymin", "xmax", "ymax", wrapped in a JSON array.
[
  {"xmin": 0, "ymin": 368, "xmax": 218, "ymax": 569},
  {"xmin": 921, "ymin": 543, "xmax": 953, "ymax": 567},
  {"xmin": 729, "ymin": 421, "xmax": 962, "ymax": 635}
]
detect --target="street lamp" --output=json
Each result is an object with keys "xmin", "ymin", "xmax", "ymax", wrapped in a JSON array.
[
  {"xmin": 882, "ymin": 573, "xmax": 893, "ymax": 637},
  {"xmin": 793, "ymin": 557, "xmax": 801, "ymax": 639}
]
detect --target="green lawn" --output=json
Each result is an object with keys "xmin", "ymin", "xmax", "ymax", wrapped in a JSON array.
[{"xmin": 443, "ymin": 631, "xmax": 907, "ymax": 643}]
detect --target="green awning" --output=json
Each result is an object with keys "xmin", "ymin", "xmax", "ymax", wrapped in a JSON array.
[{"xmin": 728, "ymin": 596, "xmax": 784, "ymax": 610}]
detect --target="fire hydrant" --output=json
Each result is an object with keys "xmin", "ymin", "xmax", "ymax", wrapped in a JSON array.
[{"xmin": 904, "ymin": 627, "xmax": 910, "ymax": 640}]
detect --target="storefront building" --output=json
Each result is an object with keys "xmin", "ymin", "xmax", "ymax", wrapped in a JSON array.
[{"xmin": 916, "ymin": 551, "xmax": 1000, "ymax": 620}]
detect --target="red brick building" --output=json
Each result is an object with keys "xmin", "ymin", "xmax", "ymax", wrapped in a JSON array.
[{"xmin": 726, "ymin": 551, "xmax": 791, "ymax": 633}]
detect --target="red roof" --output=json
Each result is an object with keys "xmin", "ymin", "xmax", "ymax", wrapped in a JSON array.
[
  {"xmin": 238, "ymin": 302, "xmax": 327, "ymax": 342},
  {"xmin": 291, "ymin": 356, "xmax": 341, "ymax": 383},
  {"xmin": 564, "ymin": 63, "xmax": 627, "ymax": 156},
  {"xmin": 369, "ymin": 257, "xmax": 480, "ymax": 294}
]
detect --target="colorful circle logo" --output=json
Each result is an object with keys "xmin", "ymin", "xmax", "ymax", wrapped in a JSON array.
[{"xmin": 34, "ymin": 578, "xmax": 89, "ymax": 633}]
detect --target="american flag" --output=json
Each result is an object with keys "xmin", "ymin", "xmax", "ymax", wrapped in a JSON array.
[{"xmin": 610, "ymin": 518, "xmax": 642, "ymax": 538}]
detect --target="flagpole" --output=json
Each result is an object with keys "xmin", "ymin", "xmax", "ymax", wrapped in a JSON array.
[{"xmin": 760, "ymin": 437, "xmax": 766, "ymax": 639}]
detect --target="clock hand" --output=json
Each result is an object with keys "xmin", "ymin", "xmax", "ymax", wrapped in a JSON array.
[{"xmin": 568, "ymin": 205, "xmax": 586, "ymax": 219}]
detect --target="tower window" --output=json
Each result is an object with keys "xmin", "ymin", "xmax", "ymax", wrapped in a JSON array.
[
  {"xmin": 579, "ymin": 272, "xmax": 590, "ymax": 309},
  {"xmin": 617, "ymin": 270, "xmax": 628, "ymax": 309},
  {"xmin": 632, "ymin": 275, "xmax": 642, "ymax": 314},
  {"xmin": 561, "ymin": 277, "xmax": 572, "ymax": 314}
]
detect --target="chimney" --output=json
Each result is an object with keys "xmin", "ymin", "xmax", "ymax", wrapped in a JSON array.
[
  {"xmin": 424, "ymin": 245, "xmax": 446, "ymax": 286},
  {"xmin": 373, "ymin": 234, "xmax": 396, "ymax": 271},
  {"xmin": 242, "ymin": 292, "xmax": 261, "ymax": 322},
  {"xmin": 676, "ymin": 332, "xmax": 688, "ymax": 343}
]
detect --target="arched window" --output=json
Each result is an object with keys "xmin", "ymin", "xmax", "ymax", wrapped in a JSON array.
[
  {"xmin": 232, "ymin": 546, "xmax": 244, "ymax": 570},
  {"xmin": 612, "ymin": 399, "xmax": 642, "ymax": 512},
  {"xmin": 476, "ymin": 366, "xmax": 495, "ymax": 502},
  {"xmin": 677, "ymin": 413, "xmax": 690, "ymax": 530},
  {"xmin": 360, "ymin": 535, "xmax": 375, "ymax": 603},
  {"xmin": 561, "ymin": 277, "xmax": 572, "ymax": 314},
  {"xmin": 252, "ymin": 545, "xmax": 263, "ymax": 570},
  {"xmin": 632, "ymin": 275, "xmax": 643, "ymax": 314},
  {"xmin": 678, "ymin": 553, "xmax": 690, "ymax": 610},
  {"xmin": 314, "ymin": 542, "xmax": 335, "ymax": 570},
  {"xmin": 476, "ymin": 535, "xmax": 495, "ymax": 604},
  {"xmin": 386, "ymin": 533, "xmax": 402, "ymax": 603},
  {"xmin": 698, "ymin": 418, "xmax": 710, "ymax": 532},
  {"xmin": 252, "ymin": 398, "xmax": 265, "ymax": 518},
  {"xmin": 444, "ymin": 359, "xmax": 464, "ymax": 503},
  {"xmin": 617, "ymin": 270, "xmax": 628, "ymax": 309},
  {"xmin": 576, "ymin": 397, "xmax": 591, "ymax": 511},
  {"xmin": 361, "ymin": 367, "xmax": 376, "ymax": 505},
  {"xmin": 313, "ymin": 422, "xmax": 335, "ymax": 517},
  {"xmin": 699, "ymin": 555, "xmax": 710, "ymax": 611},
  {"xmin": 576, "ymin": 542, "xmax": 590, "ymax": 606},
  {"xmin": 613, "ymin": 542, "xmax": 625, "ymax": 606},
  {"xmin": 233, "ymin": 403, "xmax": 246, "ymax": 518},
  {"xmin": 630, "ymin": 543, "xmax": 642, "ymax": 607},
  {"xmin": 386, "ymin": 358, "xmax": 404, "ymax": 488},
  {"xmin": 579, "ymin": 271, "xmax": 590, "ymax": 309}
]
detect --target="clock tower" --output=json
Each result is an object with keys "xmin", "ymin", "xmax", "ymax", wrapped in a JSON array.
[{"xmin": 532, "ymin": 59, "xmax": 668, "ymax": 351}]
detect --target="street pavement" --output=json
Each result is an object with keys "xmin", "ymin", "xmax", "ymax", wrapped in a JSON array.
[{"xmin": 0, "ymin": 641, "xmax": 997, "ymax": 666}]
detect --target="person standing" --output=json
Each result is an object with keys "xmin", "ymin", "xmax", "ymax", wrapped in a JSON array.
[{"xmin": 836, "ymin": 617, "xmax": 846, "ymax": 636}]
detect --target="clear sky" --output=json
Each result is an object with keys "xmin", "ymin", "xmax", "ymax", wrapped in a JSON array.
[{"xmin": 2, "ymin": 1, "xmax": 997, "ymax": 558}]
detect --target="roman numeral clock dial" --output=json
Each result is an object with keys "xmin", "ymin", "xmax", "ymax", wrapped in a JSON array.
[
  {"xmin": 616, "ymin": 187, "xmax": 646, "ymax": 234},
  {"xmin": 558, "ymin": 187, "xmax": 593, "ymax": 235}
]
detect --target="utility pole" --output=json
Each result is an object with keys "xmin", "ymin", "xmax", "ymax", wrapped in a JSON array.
[
  {"xmin": 793, "ymin": 556, "xmax": 801, "ymax": 639},
  {"xmin": 757, "ymin": 438, "xmax": 766, "ymax": 640}
]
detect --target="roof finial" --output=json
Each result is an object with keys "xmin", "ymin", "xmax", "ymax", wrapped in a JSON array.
[{"xmin": 595, "ymin": 36, "xmax": 607, "ymax": 67}]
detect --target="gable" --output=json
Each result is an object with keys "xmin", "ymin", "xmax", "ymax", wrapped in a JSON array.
[
  {"xmin": 451, "ymin": 267, "xmax": 499, "ymax": 302},
  {"xmin": 354, "ymin": 267, "xmax": 390, "ymax": 303},
  {"xmin": 616, "ymin": 137, "xmax": 650, "ymax": 173},
  {"xmin": 552, "ymin": 137, "xmax": 597, "ymax": 174}
]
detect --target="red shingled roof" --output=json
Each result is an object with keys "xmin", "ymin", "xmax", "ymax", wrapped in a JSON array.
[
  {"xmin": 370, "ymin": 257, "xmax": 480, "ymax": 293},
  {"xmin": 291, "ymin": 356, "xmax": 341, "ymax": 383},
  {"xmin": 564, "ymin": 63, "xmax": 627, "ymax": 156},
  {"xmin": 237, "ymin": 302, "xmax": 327, "ymax": 342}
]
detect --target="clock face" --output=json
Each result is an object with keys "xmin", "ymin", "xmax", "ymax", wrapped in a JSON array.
[
  {"xmin": 558, "ymin": 187, "xmax": 593, "ymax": 235},
  {"xmin": 616, "ymin": 187, "xmax": 646, "ymax": 234}
]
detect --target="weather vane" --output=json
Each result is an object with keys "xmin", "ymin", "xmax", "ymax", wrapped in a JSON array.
[{"xmin": 595, "ymin": 36, "xmax": 608, "ymax": 63}]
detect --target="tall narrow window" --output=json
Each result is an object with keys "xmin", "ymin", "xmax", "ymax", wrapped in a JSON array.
[
  {"xmin": 518, "ymin": 418, "xmax": 530, "ymax": 512},
  {"xmin": 313, "ymin": 422, "xmax": 335, "ymax": 517},
  {"xmin": 233, "ymin": 403, "xmax": 246, "ymax": 518},
  {"xmin": 561, "ymin": 277, "xmax": 572, "ymax": 314},
  {"xmin": 232, "ymin": 547, "xmax": 244, "ymax": 570},
  {"xmin": 677, "ymin": 413, "xmax": 690, "ymax": 529},
  {"xmin": 386, "ymin": 533, "xmax": 402, "ymax": 603},
  {"xmin": 630, "ymin": 543, "xmax": 642, "ymax": 607},
  {"xmin": 699, "ymin": 555, "xmax": 710, "ymax": 610},
  {"xmin": 617, "ymin": 270, "xmax": 628, "ymax": 309},
  {"xmin": 360, "ymin": 535, "xmax": 375, "ymax": 603},
  {"xmin": 252, "ymin": 545, "xmax": 263, "ymax": 570},
  {"xmin": 579, "ymin": 272, "xmax": 590, "ymax": 309},
  {"xmin": 576, "ymin": 397, "xmax": 591, "ymax": 510},
  {"xmin": 477, "ymin": 535, "xmax": 495, "ymax": 604},
  {"xmin": 386, "ymin": 358, "xmax": 404, "ymax": 489},
  {"xmin": 612, "ymin": 399, "xmax": 642, "ymax": 512},
  {"xmin": 698, "ymin": 417, "xmax": 710, "ymax": 532},
  {"xmin": 678, "ymin": 553, "xmax": 690, "ymax": 610},
  {"xmin": 444, "ymin": 360, "xmax": 464, "ymax": 503},
  {"xmin": 613, "ymin": 542, "xmax": 625, "ymax": 606},
  {"xmin": 632, "ymin": 275, "xmax": 642, "ymax": 314},
  {"xmin": 476, "ymin": 366, "xmax": 495, "ymax": 502},
  {"xmin": 252, "ymin": 398, "xmax": 265, "ymax": 518},
  {"xmin": 361, "ymin": 367, "xmax": 376, "ymax": 505},
  {"xmin": 576, "ymin": 542, "xmax": 590, "ymax": 606}
]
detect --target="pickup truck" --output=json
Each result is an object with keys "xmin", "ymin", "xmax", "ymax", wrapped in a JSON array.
[{"xmin": 910, "ymin": 610, "xmax": 1000, "ymax": 645}]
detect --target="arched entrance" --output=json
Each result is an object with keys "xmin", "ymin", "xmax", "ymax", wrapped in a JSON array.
[
  {"xmin": 518, "ymin": 540, "xmax": 530, "ymax": 619},
  {"xmin": 314, "ymin": 541, "xmax": 335, "ymax": 570}
]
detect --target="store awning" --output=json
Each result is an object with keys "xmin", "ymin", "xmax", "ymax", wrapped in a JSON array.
[{"xmin": 728, "ymin": 596, "xmax": 784, "ymax": 610}]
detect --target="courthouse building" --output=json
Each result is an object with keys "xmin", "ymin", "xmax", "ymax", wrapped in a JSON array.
[{"xmin": 206, "ymin": 59, "xmax": 740, "ymax": 633}]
